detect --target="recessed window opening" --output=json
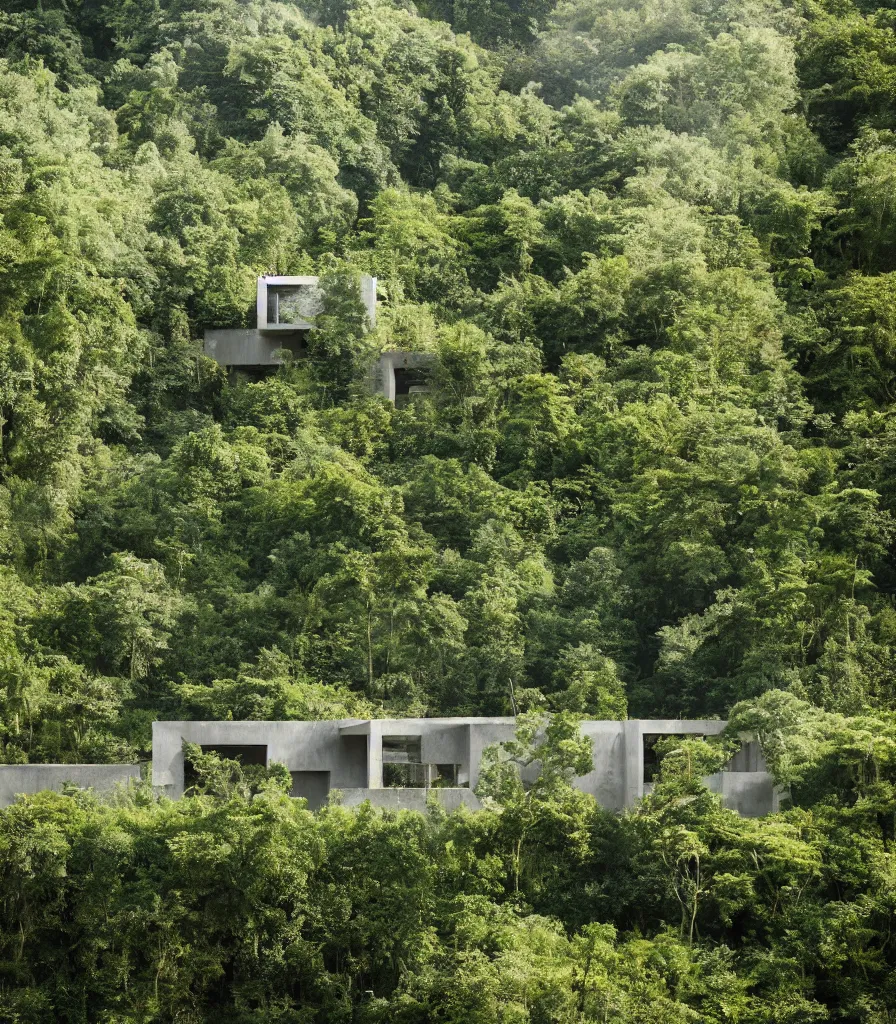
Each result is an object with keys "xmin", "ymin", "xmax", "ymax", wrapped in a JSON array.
[
  {"xmin": 380, "ymin": 738, "xmax": 464, "ymax": 788},
  {"xmin": 432, "ymin": 764, "xmax": 462, "ymax": 787},
  {"xmin": 643, "ymin": 734, "xmax": 702, "ymax": 784},
  {"xmin": 184, "ymin": 744, "xmax": 268, "ymax": 789},
  {"xmin": 383, "ymin": 735, "xmax": 422, "ymax": 787},
  {"xmin": 394, "ymin": 366, "xmax": 430, "ymax": 402},
  {"xmin": 267, "ymin": 284, "xmax": 322, "ymax": 325}
]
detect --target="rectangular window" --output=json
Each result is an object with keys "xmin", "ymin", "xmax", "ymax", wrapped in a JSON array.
[
  {"xmin": 266, "ymin": 284, "xmax": 322, "ymax": 325},
  {"xmin": 393, "ymin": 366, "xmax": 431, "ymax": 404},
  {"xmin": 642, "ymin": 734, "xmax": 702, "ymax": 783},
  {"xmin": 184, "ymin": 744, "xmax": 268, "ymax": 790}
]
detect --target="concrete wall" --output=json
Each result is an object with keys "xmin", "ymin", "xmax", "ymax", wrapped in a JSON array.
[
  {"xmin": 577, "ymin": 722, "xmax": 628, "ymax": 810},
  {"xmin": 0, "ymin": 764, "xmax": 141, "ymax": 807},
  {"xmin": 152, "ymin": 720, "xmax": 367, "ymax": 798},
  {"xmin": 707, "ymin": 771, "xmax": 782, "ymax": 817},
  {"xmin": 203, "ymin": 328, "xmax": 305, "ymax": 367}
]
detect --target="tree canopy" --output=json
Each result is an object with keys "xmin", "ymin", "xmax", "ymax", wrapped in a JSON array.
[{"xmin": 1, "ymin": 0, "xmax": 896, "ymax": 1017}]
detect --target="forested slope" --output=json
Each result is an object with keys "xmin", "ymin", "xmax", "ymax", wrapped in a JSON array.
[
  {"xmin": 2, "ymin": 0, "xmax": 896, "ymax": 1019},
  {"xmin": 2, "ymin": 0, "xmax": 896, "ymax": 760}
]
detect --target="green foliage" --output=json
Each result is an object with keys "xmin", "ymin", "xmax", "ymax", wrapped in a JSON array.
[
  {"xmin": 3, "ymin": 699, "xmax": 896, "ymax": 1020},
  {"xmin": 0, "ymin": 0, "xmax": 895, "ymax": 1015}
]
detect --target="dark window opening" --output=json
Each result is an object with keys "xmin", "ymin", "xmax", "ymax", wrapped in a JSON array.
[
  {"xmin": 290, "ymin": 771, "xmax": 331, "ymax": 810},
  {"xmin": 383, "ymin": 736, "xmax": 423, "ymax": 787},
  {"xmin": 432, "ymin": 764, "xmax": 461, "ymax": 787},
  {"xmin": 394, "ymin": 366, "xmax": 431, "ymax": 402},
  {"xmin": 184, "ymin": 744, "xmax": 267, "ymax": 789},
  {"xmin": 381, "ymin": 737, "xmax": 463, "ymax": 788},
  {"xmin": 384, "ymin": 762, "xmax": 428, "ymax": 787},
  {"xmin": 643, "ymin": 734, "xmax": 702, "ymax": 784},
  {"xmin": 272, "ymin": 334, "xmax": 309, "ymax": 359}
]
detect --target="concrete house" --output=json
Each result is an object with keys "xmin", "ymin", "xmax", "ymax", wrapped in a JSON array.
[
  {"xmin": 150, "ymin": 717, "xmax": 781, "ymax": 817},
  {"xmin": 203, "ymin": 274, "xmax": 434, "ymax": 402}
]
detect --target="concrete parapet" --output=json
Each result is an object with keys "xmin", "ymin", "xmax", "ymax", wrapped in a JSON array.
[
  {"xmin": 338, "ymin": 787, "xmax": 480, "ymax": 812},
  {"xmin": 0, "ymin": 764, "xmax": 141, "ymax": 806},
  {"xmin": 203, "ymin": 328, "xmax": 306, "ymax": 367}
]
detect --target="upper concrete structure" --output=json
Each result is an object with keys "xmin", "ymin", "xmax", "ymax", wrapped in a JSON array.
[
  {"xmin": 0, "ymin": 764, "xmax": 140, "ymax": 807},
  {"xmin": 0, "ymin": 719, "xmax": 779, "ymax": 816},
  {"xmin": 203, "ymin": 276, "xmax": 436, "ymax": 403},
  {"xmin": 204, "ymin": 274, "xmax": 376, "ymax": 369},
  {"xmin": 152, "ymin": 717, "xmax": 781, "ymax": 816}
]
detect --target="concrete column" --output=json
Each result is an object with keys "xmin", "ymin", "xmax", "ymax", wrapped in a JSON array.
[
  {"xmin": 367, "ymin": 721, "xmax": 383, "ymax": 788},
  {"xmin": 382, "ymin": 355, "xmax": 396, "ymax": 402},
  {"xmin": 361, "ymin": 275, "xmax": 377, "ymax": 327},
  {"xmin": 152, "ymin": 721, "xmax": 186, "ymax": 797},
  {"xmin": 256, "ymin": 278, "xmax": 268, "ymax": 328},
  {"xmin": 622, "ymin": 720, "xmax": 643, "ymax": 808}
]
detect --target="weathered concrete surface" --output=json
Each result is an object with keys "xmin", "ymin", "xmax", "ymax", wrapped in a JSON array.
[
  {"xmin": 707, "ymin": 771, "xmax": 783, "ymax": 817},
  {"xmin": 339, "ymin": 788, "xmax": 480, "ymax": 812},
  {"xmin": 153, "ymin": 720, "xmax": 367, "ymax": 798},
  {"xmin": 203, "ymin": 328, "xmax": 306, "ymax": 366},
  {"xmin": 0, "ymin": 764, "xmax": 141, "ymax": 806}
]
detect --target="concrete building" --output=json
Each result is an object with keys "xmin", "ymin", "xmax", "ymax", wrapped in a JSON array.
[
  {"xmin": 151, "ymin": 717, "xmax": 781, "ymax": 817},
  {"xmin": 203, "ymin": 275, "xmax": 436, "ymax": 404},
  {"xmin": 0, "ymin": 764, "xmax": 141, "ymax": 806},
  {"xmin": 204, "ymin": 275, "xmax": 377, "ymax": 369}
]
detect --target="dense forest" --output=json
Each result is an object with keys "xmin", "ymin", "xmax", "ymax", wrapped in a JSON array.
[{"xmin": 1, "ymin": 0, "xmax": 896, "ymax": 1018}]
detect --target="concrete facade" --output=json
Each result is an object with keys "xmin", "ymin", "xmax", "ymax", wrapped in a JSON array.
[
  {"xmin": 152, "ymin": 717, "xmax": 780, "ymax": 817},
  {"xmin": 203, "ymin": 328, "xmax": 307, "ymax": 367},
  {"xmin": 0, "ymin": 764, "xmax": 141, "ymax": 806}
]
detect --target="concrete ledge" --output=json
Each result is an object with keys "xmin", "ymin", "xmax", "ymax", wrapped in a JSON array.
[
  {"xmin": 0, "ymin": 764, "xmax": 141, "ymax": 807},
  {"xmin": 204, "ymin": 328, "xmax": 306, "ymax": 366},
  {"xmin": 338, "ymin": 788, "xmax": 480, "ymax": 812}
]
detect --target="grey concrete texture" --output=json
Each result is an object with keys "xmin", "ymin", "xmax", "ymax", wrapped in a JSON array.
[
  {"xmin": 153, "ymin": 720, "xmax": 368, "ymax": 797},
  {"xmin": 203, "ymin": 328, "xmax": 305, "ymax": 366},
  {"xmin": 0, "ymin": 764, "xmax": 141, "ymax": 806},
  {"xmin": 706, "ymin": 771, "xmax": 783, "ymax": 817}
]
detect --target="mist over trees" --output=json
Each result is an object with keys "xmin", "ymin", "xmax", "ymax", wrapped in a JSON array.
[{"xmin": 1, "ymin": 0, "xmax": 896, "ymax": 1019}]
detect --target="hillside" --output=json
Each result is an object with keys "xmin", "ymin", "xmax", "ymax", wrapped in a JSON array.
[{"xmin": 1, "ymin": 0, "xmax": 896, "ymax": 1019}]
